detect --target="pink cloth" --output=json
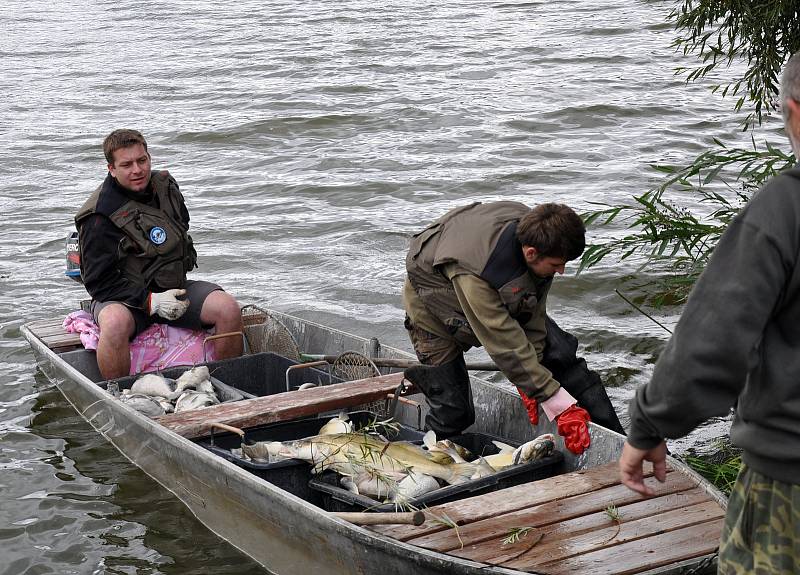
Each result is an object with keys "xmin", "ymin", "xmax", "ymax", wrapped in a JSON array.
[{"xmin": 63, "ymin": 310, "xmax": 216, "ymax": 375}]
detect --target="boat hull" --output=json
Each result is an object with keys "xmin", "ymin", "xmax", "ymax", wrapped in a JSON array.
[{"xmin": 22, "ymin": 309, "xmax": 726, "ymax": 574}]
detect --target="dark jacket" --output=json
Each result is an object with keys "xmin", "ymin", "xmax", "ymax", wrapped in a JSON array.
[
  {"xmin": 628, "ymin": 166, "xmax": 800, "ymax": 484},
  {"xmin": 75, "ymin": 171, "xmax": 196, "ymax": 307}
]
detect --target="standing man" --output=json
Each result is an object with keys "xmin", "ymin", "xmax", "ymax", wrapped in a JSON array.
[
  {"xmin": 620, "ymin": 52, "xmax": 800, "ymax": 573},
  {"xmin": 76, "ymin": 129, "xmax": 243, "ymax": 380},
  {"xmin": 403, "ymin": 201, "xmax": 621, "ymax": 454}
]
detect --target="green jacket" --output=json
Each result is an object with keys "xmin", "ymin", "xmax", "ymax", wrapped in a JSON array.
[{"xmin": 405, "ymin": 201, "xmax": 558, "ymax": 400}]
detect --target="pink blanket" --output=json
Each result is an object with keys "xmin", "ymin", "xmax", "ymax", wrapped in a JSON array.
[{"xmin": 63, "ymin": 310, "xmax": 216, "ymax": 375}]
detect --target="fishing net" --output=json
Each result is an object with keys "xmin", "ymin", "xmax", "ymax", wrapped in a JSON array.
[
  {"xmin": 331, "ymin": 351, "xmax": 381, "ymax": 382},
  {"xmin": 240, "ymin": 304, "xmax": 301, "ymax": 361},
  {"xmin": 331, "ymin": 351, "xmax": 390, "ymax": 417}
]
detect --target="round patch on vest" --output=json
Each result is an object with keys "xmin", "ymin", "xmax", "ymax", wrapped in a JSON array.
[{"xmin": 149, "ymin": 226, "xmax": 167, "ymax": 245}]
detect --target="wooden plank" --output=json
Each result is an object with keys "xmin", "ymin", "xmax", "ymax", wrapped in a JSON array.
[
  {"xmin": 412, "ymin": 476, "xmax": 700, "ymax": 554},
  {"xmin": 153, "ymin": 372, "xmax": 408, "ymax": 438},
  {"xmin": 452, "ymin": 488, "xmax": 712, "ymax": 563},
  {"xmin": 529, "ymin": 518, "xmax": 722, "ymax": 575},
  {"xmin": 501, "ymin": 501, "xmax": 723, "ymax": 573},
  {"xmin": 44, "ymin": 333, "xmax": 83, "ymax": 348},
  {"xmin": 31, "ymin": 323, "xmax": 72, "ymax": 337},
  {"xmin": 27, "ymin": 319, "xmax": 84, "ymax": 351},
  {"xmin": 371, "ymin": 462, "xmax": 680, "ymax": 541}
]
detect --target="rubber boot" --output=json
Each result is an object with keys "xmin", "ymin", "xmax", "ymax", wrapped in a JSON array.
[
  {"xmin": 543, "ymin": 315, "xmax": 626, "ymax": 435},
  {"xmin": 403, "ymin": 354, "xmax": 474, "ymax": 439}
]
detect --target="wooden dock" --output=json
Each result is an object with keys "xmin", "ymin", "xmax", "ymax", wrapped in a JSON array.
[{"xmin": 371, "ymin": 461, "xmax": 724, "ymax": 574}]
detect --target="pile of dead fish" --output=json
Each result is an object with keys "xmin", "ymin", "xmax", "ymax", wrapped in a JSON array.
[
  {"xmin": 116, "ymin": 366, "xmax": 220, "ymax": 417},
  {"xmin": 234, "ymin": 413, "xmax": 555, "ymax": 504}
]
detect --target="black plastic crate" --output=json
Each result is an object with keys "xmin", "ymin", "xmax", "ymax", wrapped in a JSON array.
[
  {"xmin": 103, "ymin": 366, "xmax": 250, "ymax": 403},
  {"xmin": 197, "ymin": 352, "xmax": 342, "ymax": 397},
  {"xmin": 101, "ymin": 352, "xmax": 339, "ymax": 401},
  {"xmin": 308, "ymin": 432, "xmax": 564, "ymax": 512},
  {"xmin": 194, "ymin": 411, "xmax": 426, "ymax": 502}
]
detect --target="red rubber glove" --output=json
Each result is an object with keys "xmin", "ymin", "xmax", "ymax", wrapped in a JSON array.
[
  {"xmin": 516, "ymin": 387, "xmax": 538, "ymax": 425},
  {"xmin": 556, "ymin": 405, "xmax": 591, "ymax": 455}
]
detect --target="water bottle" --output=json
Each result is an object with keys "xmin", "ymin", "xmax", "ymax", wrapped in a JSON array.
[{"xmin": 65, "ymin": 231, "xmax": 83, "ymax": 283}]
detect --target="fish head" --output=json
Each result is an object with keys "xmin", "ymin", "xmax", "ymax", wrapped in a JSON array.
[{"xmin": 513, "ymin": 433, "xmax": 556, "ymax": 464}]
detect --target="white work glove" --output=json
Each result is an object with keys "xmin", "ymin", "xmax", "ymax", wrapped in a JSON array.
[{"xmin": 147, "ymin": 289, "xmax": 189, "ymax": 320}]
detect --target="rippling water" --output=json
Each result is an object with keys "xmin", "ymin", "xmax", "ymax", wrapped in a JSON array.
[{"xmin": 0, "ymin": 0, "xmax": 780, "ymax": 572}]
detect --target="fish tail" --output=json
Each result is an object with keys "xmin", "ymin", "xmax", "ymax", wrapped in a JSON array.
[{"xmin": 446, "ymin": 462, "xmax": 477, "ymax": 485}]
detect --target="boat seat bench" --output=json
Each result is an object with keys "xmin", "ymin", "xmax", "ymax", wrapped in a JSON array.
[
  {"xmin": 371, "ymin": 461, "xmax": 724, "ymax": 575},
  {"xmin": 25, "ymin": 318, "xmax": 83, "ymax": 352},
  {"xmin": 154, "ymin": 372, "xmax": 410, "ymax": 439}
]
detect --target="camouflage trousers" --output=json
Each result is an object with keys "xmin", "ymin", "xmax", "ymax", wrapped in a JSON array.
[{"xmin": 718, "ymin": 464, "xmax": 800, "ymax": 574}]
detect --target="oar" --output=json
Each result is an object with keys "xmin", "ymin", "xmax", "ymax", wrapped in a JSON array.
[
  {"xmin": 300, "ymin": 354, "xmax": 499, "ymax": 371},
  {"xmin": 331, "ymin": 511, "xmax": 425, "ymax": 526}
]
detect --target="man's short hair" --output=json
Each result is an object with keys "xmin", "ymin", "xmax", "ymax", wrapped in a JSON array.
[
  {"xmin": 103, "ymin": 129, "xmax": 148, "ymax": 165},
  {"xmin": 781, "ymin": 52, "xmax": 800, "ymax": 122},
  {"xmin": 516, "ymin": 203, "xmax": 586, "ymax": 261}
]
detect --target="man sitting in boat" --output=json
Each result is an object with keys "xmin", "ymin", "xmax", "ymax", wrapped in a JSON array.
[
  {"xmin": 403, "ymin": 201, "xmax": 621, "ymax": 454},
  {"xmin": 74, "ymin": 129, "xmax": 243, "ymax": 380}
]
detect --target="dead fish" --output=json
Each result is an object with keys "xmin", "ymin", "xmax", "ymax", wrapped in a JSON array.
[
  {"xmin": 119, "ymin": 392, "xmax": 166, "ymax": 417},
  {"xmin": 391, "ymin": 470, "xmax": 441, "ymax": 503},
  {"xmin": 268, "ymin": 432, "xmax": 477, "ymax": 485},
  {"xmin": 239, "ymin": 441, "xmax": 278, "ymax": 463},
  {"xmin": 318, "ymin": 412, "xmax": 353, "ymax": 435},
  {"xmin": 512, "ymin": 433, "xmax": 556, "ymax": 464},
  {"xmin": 130, "ymin": 373, "xmax": 175, "ymax": 399},
  {"xmin": 484, "ymin": 434, "xmax": 556, "ymax": 470},
  {"xmin": 422, "ymin": 430, "xmax": 472, "ymax": 464},
  {"xmin": 174, "ymin": 366, "xmax": 211, "ymax": 395},
  {"xmin": 469, "ymin": 456, "xmax": 498, "ymax": 480},
  {"xmin": 174, "ymin": 391, "xmax": 219, "ymax": 413},
  {"xmin": 340, "ymin": 470, "xmax": 405, "ymax": 499}
]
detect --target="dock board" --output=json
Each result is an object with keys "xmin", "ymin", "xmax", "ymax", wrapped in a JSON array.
[
  {"xmin": 26, "ymin": 318, "xmax": 83, "ymax": 352},
  {"xmin": 371, "ymin": 462, "xmax": 724, "ymax": 574}
]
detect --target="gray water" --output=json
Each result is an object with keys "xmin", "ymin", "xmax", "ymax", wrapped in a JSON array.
[{"xmin": 0, "ymin": 1, "xmax": 784, "ymax": 573}]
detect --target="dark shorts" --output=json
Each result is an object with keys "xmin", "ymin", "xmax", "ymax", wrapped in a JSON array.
[{"xmin": 91, "ymin": 280, "xmax": 222, "ymax": 339}]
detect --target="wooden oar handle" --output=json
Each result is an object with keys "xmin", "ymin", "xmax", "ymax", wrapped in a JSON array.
[{"xmin": 332, "ymin": 511, "xmax": 425, "ymax": 526}]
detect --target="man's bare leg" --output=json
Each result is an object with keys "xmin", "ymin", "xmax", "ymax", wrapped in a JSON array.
[
  {"xmin": 200, "ymin": 291, "xmax": 244, "ymax": 359},
  {"xmin": 96, "ymin": 303, "xmax": 136, "ymax": 379}
]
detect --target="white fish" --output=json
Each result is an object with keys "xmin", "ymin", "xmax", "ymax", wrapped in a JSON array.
[
  {"xmin": 130, "ymin": 373, "xmax": 175, "ymax": 399},
  {"xmin": 318, "ymin": 412, "xmax": 353, "ymax": 435},
  {"xmin": 119, "ymin": 392, "xmax": 166, "ymax": 417},
  {"xmin": 391, "ymin": 470, "xmax": 441, "ymax": 503},
  {"xmin": 174, "ymin": 391, "xmax": 219, "ymax": 412},
  {"xmin": 174, "ymin": 366, "xmax": 212, "ymax": 396},
  {"xmin": 340, "ymin": 470, "xmax": 406, "ymax": 499}
]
